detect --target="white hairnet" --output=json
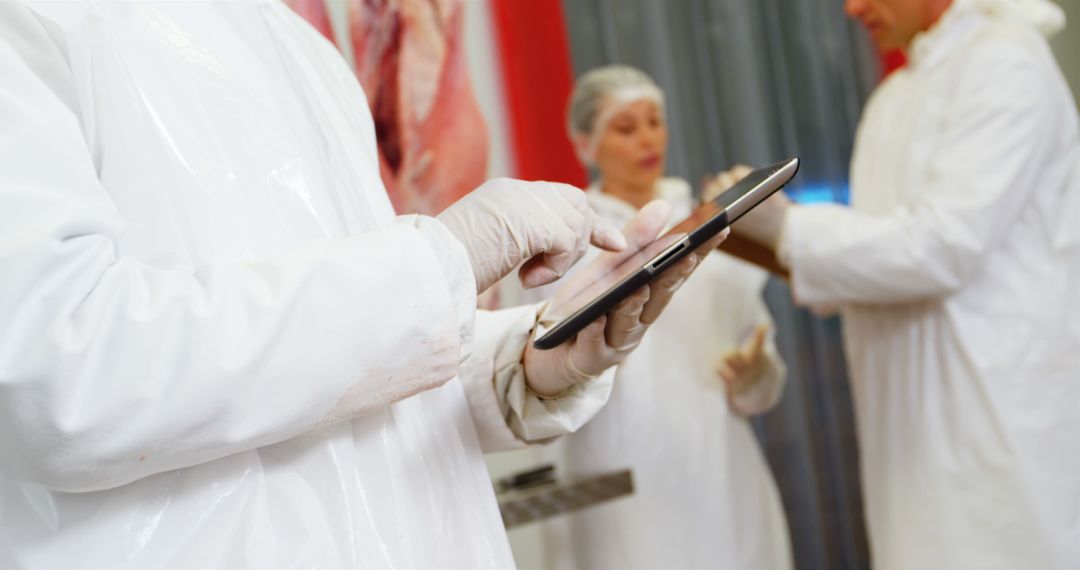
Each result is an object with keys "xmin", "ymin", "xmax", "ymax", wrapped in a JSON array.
[
  {"xmin": 567, "ymin": 65, "xmax": 665, "ymax": 165},
  {"xmin": 966, "ymin": 0, "xmax": 1066, "ymax": 35}
]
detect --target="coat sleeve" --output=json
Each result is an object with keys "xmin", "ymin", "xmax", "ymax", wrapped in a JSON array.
[
  {"xmin": 781, "ymin": 33, "xmax": 1062, "ymax": 306},
  {"xmin": 0, "ymin": 7, "xmax": 474, "ymax": 493},
  {"xmin": 457, "ymin": 305, "xmax": 616, "ymax": 453},
  {"xmin": 459, "ymin": 242, "xmax": 616, "ymax": 452}
]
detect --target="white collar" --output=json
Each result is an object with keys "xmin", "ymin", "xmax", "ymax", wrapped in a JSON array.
[{"xmin": 907, "ymin": 1, "xmax": 987, "ymax": 70}]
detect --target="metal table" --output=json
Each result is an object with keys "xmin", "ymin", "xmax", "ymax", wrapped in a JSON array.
[{"xmin": 496, "ymin": 469, "xmax": 634, "ymax": 529}]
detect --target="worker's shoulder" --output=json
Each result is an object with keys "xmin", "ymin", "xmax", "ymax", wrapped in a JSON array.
[
  {"xmin": 0, "ymin": 2, "xmax": 74, "ymax": 91},
  {"xmin": 4, "ymin": 1, "xmax": 87, "ymax": 31},
  {"xmin": 963, "ymin": 17, "xmax": 1057, "ymax": 71},
  {"xmin": 946, "ymin": 17, "xmax": 1067, "ymax": 103}
]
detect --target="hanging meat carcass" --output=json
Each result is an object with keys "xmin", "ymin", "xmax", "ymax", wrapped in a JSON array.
[
  {"xmin": 352, "ymin": 0, "xmax": 489, "ymax": 215},
  {"xmin": 289, "ymin": 0, "xmax": 490, "ymax": 216}
]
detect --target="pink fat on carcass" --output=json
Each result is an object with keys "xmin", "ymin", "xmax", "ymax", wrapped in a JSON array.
[
  {"xmin": 284, "ymin": 0, "xmax": 490, "ymax": 215},
  {"xmin": 349, "ymin": 0, "xmax": 490, "ymax": 216}
]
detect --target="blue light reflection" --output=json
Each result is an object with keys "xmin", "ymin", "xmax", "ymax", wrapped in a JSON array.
[{"xmin": 785, "ymin": 183, "xmax": 850, "ymax": 205}]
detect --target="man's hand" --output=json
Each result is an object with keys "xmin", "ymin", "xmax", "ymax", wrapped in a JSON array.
[
  {"xmin": 702, "ymin": 164, "xmax": 753, "ymax": 203},
  {"xmin": 704, "ymin": 165, "xmax": 792, "ymax": 249}
]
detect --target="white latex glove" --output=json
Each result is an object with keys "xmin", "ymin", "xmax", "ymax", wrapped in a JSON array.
[
  {"xmin": 523, "ymin": 200, "xmax": 728, "ymax": 397},
  {"xmin": 717, "ymin": 324, "xmax": 770, "ymax": 416},
  {"xmin": 438, "ymin": 178, "xmax": 627, "ymax": 293},
  {"xmin": 704, "ymin": 164, "xmax": 792, "ymax": 248}
]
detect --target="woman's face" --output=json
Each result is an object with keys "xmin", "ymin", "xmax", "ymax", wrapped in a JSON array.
[{"xmin": 593, "ymin": 98, "xmax": 667, "ymax": 189}]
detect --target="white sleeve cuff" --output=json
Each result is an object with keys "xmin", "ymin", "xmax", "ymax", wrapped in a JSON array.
[
  {"xmin": 459, "ymin": 304, "xmax": 615, "ymax": 453},
  {"xmin": 398, "ymin": 214, "xmax": 477, "ymax": 362},
  {"xmin": 780, "ymin": 205, "xmax": 847, "ymax": 315}
]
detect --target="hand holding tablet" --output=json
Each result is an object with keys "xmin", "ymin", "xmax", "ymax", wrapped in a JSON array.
[{"xmin": 533, "ymin": 158, "xmax": 800, "ymax": 350}]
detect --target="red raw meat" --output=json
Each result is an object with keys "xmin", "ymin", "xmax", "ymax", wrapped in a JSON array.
[
  {"xmin": 284, "ymin": 0, "xmax": 489, "ymax": 215},
  {"xmin": 350, "ymin": 0, "xmax": 489, "ymax": 216}
]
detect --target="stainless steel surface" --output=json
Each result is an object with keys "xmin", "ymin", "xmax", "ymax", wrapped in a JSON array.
[{"xmin": 497, "ymin": 469, "xmax": 634, "ymax": 529}]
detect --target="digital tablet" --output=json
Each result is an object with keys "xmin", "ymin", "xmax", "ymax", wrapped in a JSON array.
[{"xmin": 532, "ymin": 157, "xmax": 799, "ymax": 350}]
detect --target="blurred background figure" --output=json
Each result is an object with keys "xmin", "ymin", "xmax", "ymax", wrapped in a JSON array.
[
  {"xmin": 502, "ymin": 65, "xmax": 793, "ymax": 570},
  {"xmin": 723, "ymin": 0, "xmax": 1080, "ymax": 567},
  {"xmin": 555, "ymin": 2, "xmax": 884, "ymax": 566}
]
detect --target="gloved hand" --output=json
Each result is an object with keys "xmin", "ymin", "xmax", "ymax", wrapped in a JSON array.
[
  {"xmin": 704, "ymin": 165, "xmax": 792, "ymax": 249},
  {"xmin": 701, "ymin": 164, "xmax": 753, "ymax": 203},
  {"xmin": 523, "ymin": 200, "xmax": 728, "ymax": 397},
  {"xmin": 438, "ymin": 178, "xmax": 627, "ymax": 294},
  {"xmin": 718, "ymin": 324, "xmax": 770, "ymax": 416}
]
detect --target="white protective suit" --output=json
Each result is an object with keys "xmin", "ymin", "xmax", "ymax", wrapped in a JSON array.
[
  {"xmin": 0, "ymin": 2, "xmax": 616, "ymax": 567},
  {"xmin": 509, "ymin": 179, "xmax": 792, "ymax": 570},
  {"xmin": 778, "ymin": 1, "xmax": 1080, "ymax": 567}
]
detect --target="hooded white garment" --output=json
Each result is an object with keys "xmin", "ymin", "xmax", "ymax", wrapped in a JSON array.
[
  {"xmin": 779, "ymin": 0, "xmax": 1080, "ymax": 567},
  {"xmin": 505, "ymin": 178, "xmax": 792, "ymax": 570},
  {"xmin": 0, "ymin": 2, "xmax": 615, "ymax": 567}
]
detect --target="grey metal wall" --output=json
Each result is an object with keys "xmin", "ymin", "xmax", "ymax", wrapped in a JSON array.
[{"xmin": 1049, "ymin": 0, "xmax": 1080, "ymax": 106}]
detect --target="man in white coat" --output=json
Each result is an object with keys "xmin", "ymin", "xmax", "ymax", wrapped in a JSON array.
[
  {"xmin": 724, "ymin": 0, "xmax": 1080, "ymax": 566},
  {"xmin": 0, "ymin": 2, "xmax": 717, "ymax": 567}
]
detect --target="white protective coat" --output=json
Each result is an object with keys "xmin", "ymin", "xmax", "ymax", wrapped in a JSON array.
[
  {"xmin": 779, "ymin": 1, "xmax": 1080, "ymax": 567},
  {"xmin": 508, "ymin": 179, "xmax": 792, "ymax": 570},
  {"xmin": 0, "ymin": 2, "xmax": 616, "ymax": 567}
]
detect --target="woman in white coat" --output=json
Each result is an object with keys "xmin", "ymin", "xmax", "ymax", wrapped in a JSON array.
[
  {"xmin": 727, "ymin": 0, "xmax": 1080, "ymax": 567},
  {"xmin": 512, "ymin": 66, "xmax": 793, "ymax": 570},
  {"xmin": 0, "ymin": 4, "xmax": 719, "ymax": 568}
]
